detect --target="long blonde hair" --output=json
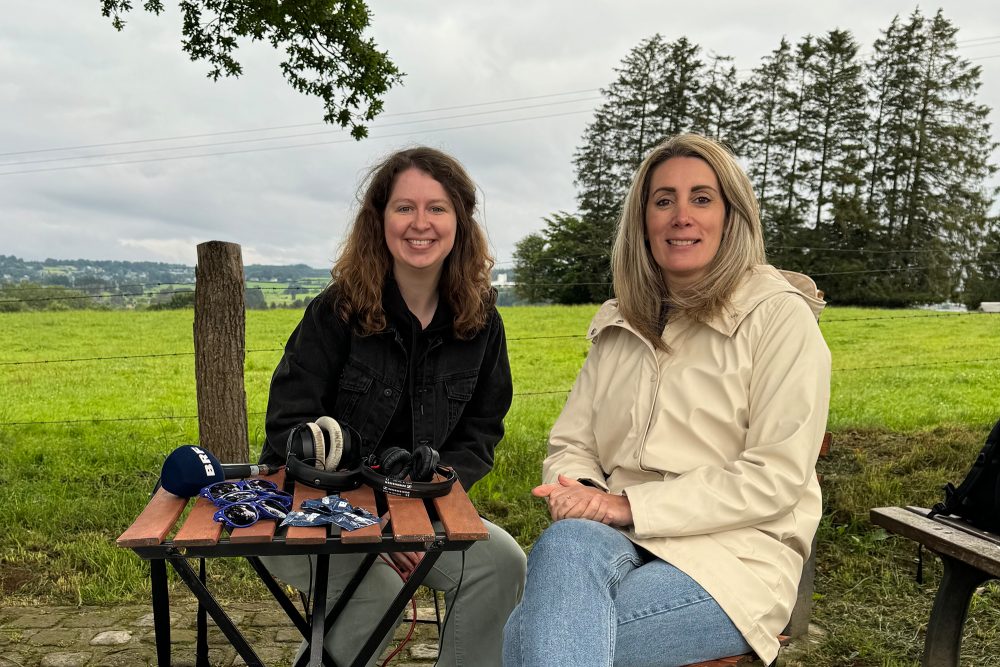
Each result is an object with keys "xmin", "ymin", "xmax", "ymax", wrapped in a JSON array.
[
  {"xmin": 611, "ymin": 134, "xmax": 766, "ymax": 348},
  {"xmin": 331, "ymin": 147, "xmax": 495, "ymax": 339}
]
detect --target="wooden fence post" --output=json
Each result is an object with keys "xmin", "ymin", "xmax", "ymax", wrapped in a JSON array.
[{"xmin": 194, "ymin": 241, "xmax": 248, "ymax": 463}]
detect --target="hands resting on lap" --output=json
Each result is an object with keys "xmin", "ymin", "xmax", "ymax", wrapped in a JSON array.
[{"xmin": 532, "ymin": 475, "xmax": 632, "ymax": 527}]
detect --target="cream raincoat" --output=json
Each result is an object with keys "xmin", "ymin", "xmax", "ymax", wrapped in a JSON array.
[{"xmin": 542, "ymin": 265, "xmax": 831, "ymax": 664}]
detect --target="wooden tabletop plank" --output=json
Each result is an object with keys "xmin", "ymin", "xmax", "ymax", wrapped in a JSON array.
[
  {"xmin": 341, "ymin": 486, "xmax": 383, "ymax": 544},
  {"xmin": 173, "ymin": 497, "xmax": 225, "ymax": 546},
  {"xmin": 229, "ymin": 469, "xmax": 286, "ymax": 544},
  {"xmin": 285, "ymin": 483, "xmax": 329, "ymax": 545},
  {"xmin": 432, "ymin": 479, "xmax": 489, "ymax": 542},
  {"xmin": 385, "ymin": 494, "xmax": 435, "ymax": 542},
  {"xmin": 117, "ymin": 487, "xmax": 189, "ymax": 548},
  {"xmin": 871, "ymin": 506, "xmax": 1000, "ymax": 578}
]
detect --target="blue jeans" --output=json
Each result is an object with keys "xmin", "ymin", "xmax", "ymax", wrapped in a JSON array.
[{"xmin": 502, "ymin": 519, "xmax": 751, "ymax": 667}]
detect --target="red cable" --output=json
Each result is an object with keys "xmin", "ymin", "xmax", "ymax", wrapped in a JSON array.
[{"xmin": 378, "ymin": 554, "xmax": 419, "ymax": 667}]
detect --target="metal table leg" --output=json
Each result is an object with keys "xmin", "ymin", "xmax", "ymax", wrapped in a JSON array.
[
  {"xmin": 197, "ymin": 558, "xmax": 208, "ymax": 667},
  {"xmin": 168, "ymin": 556, "xmax": 264, "ymax": 667},
  {"xmin": 348, "ymin": 550, "xmax": 444, "ymax": 667},
  {"xmin": 150, "ymin": 559, "xmax": 171, "ymax": 667},
  {"xmin": 922, "ymin": 555, "xmax": 991, "ymax": 667},
  {"xmin": 309, "ymin": 554, "xmax": 330, "ymax": 667}
]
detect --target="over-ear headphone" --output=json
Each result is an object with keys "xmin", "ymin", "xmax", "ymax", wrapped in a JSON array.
[
  {"xmin": 362, "ymin": 445, "xmax": 458, "ymax": 498},
  {"xmin": 284, "ymin": 417, "xmax": 363, "ymax": 491}
]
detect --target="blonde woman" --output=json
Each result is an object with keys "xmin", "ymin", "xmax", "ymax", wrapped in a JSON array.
[{"xmin": 503, "ymin": 134, "xmax": 830, "ymax": 667}]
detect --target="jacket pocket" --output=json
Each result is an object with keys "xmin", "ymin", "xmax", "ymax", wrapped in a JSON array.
[
  {"xmin": 334, "ymin": 363, "xmax": 374, "ymax": 422},
  {"xmin": 444, "ymin": 375, "xmax": 478, "ymax": 429}
]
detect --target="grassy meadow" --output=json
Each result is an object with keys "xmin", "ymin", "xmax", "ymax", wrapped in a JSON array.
[{"xmin": 1, "ymin": 304, "xmax": 999, "ymax": 665}]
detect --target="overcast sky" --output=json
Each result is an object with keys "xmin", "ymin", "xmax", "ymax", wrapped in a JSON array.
[{"xmin": 2, "ymin": 2, "xmax": 997, "ymax": 272}]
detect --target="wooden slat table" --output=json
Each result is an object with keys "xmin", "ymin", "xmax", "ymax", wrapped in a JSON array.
[
  {"xmin": 118, "ymin": 469, "xmax": 489, "ymax": 667},
  {"xmin": 871, "ymin": 506, "xmax": 1000, "ymax": 667}
]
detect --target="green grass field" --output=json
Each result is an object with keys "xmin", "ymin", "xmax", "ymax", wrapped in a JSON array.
[{"xmin": 1, "ymin": 305, "xmax": 998, "ymax": 665}]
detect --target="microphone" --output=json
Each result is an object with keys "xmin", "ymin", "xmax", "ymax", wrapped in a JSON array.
[
  {"xmin": 220, "ymin": 462, "xmax": 277, "ymax": 479},
  {"xmin": 159, "ymin": 445, "xmax": 277, "ymax": 498}
]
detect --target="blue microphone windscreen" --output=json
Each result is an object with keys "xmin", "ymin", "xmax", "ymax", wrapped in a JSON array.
[{"xmin": 160, "ymin": 445, "xmax": 224, "ymax": 498}]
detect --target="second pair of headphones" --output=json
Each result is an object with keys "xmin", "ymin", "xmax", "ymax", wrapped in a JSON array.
[
  {"xmin": 362, "ymin": 445, "xmax": 458, "ymax": 498},
  {"xmin": 285, "ymin": 416, "xmax": 363, "ymax": 491}
]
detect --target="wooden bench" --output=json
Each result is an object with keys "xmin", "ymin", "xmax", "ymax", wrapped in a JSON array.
[
  {"xmin": 117, "ymin": 468, "xmax": 488, "ymax": 667},
  {"xmin": 870, "ymin": 505, "xmax": 1000, "ymax": 667},
  {"xmin": 684, "ymin": 431, "xmax": 832, "ymax": 667}
]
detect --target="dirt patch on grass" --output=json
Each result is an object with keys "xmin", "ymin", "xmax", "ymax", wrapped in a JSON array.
[{"xmin": 0, "ymin": 565, "xmax": 37, "ymax": 597}]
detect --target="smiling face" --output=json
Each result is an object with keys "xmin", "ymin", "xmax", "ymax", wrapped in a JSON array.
[
  {"xmin": 383, "ymin": 167, "xmax": 457, "ymax": 282},
  {"xmin": 644, "ymin": 156, "xmax": 726, "ymax": 290}
]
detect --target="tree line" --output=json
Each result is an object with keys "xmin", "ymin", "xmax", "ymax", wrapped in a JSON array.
[{"xmin": 514, "ymin": 8, "xmax": 999, "ymax": 308}]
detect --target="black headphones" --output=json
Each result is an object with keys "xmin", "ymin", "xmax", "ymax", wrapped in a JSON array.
[
  {"xmin": 284, "ymin": 417, "xmax": 363, "ymax": 492},
  {"xmin": 361, "ymin": 445, "xmax": 458, "ymax": 498}
]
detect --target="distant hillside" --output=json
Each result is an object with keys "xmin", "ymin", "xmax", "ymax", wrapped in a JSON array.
[
  {"xmin": 0, "ymin": 255, "xmax": 527, "ymax": 310},
  {"xmin": 0, "ymin": 255, "xmax": 328, "ymax": 287}
]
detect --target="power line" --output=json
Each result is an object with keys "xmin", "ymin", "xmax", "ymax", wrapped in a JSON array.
[
  {"xmin": 3, "ymin": 29, "xmax": 996, "ymax": 165},
  {"xmin": 0, "ymin": 96, "xmax": 602, "ymax": 169},
  {"xmin": 0, "ymin": 109, "xmax": 593, "ymax": 177},
  {"xmin": 809, "ymin": 267, "xmax": 926, "ymax": 277},
  {"xmin": 0, "ymin": 88, "xmax": 601, "ymax": 159},
  {"xmin": 773, "ymin": 245, "xmax": 1000, "ymax": 255}
]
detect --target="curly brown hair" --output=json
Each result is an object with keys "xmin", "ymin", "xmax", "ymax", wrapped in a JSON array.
[{"xmin": 331, "ymin": 146, "xmax": 496, "ymax": 339}]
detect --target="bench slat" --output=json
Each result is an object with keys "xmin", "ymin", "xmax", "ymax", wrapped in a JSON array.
[
  {"xmin": 871, "ymin": 506, "xmax": 1000, "ymax": 578},
  {"xmin": 819, "ymin": 431, "xmax": 832, "ymax": 458},
  {"xmin": 173, "ymin": 497, "xmax": 224, "ymax": 546},
  {"xmin": 341, "ymin": 486, "xmax": 383, "ymax": 544},
  {"xmin": 286, "ymin": 483, "xmax": 329, "ymax": 545},
  {"xmin": 385, "ymin": 494, "xmax": 435, "ymax": 542},
  {"xmin": 117, "ymin": 487, "xmax": 188, "ymax": 548},
  {"xmin": 432, "ymin": 479, "xmax": 489, "ymax": 542},
  {"xmin": 684, "ymin": 656, "xmax": 755, "ymax": 667},
  {"xmin": 918, "ymin": 508, "xmax": 1000, "ymax": 548}
]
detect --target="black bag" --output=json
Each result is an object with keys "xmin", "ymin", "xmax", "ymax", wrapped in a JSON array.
[{"xmin": 928, "ymin": 418, "xmax": 1000, "ymax": 533}]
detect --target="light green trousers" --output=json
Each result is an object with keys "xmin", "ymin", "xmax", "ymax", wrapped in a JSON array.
[{"xmin": 262, "ymin": 519, "xmax": 526, "ymax": 667}]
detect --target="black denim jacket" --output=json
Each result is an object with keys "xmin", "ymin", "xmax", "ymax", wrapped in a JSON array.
[{"xmin": 259, "ymin": 280, "xmax": 513, "ymax": 490}]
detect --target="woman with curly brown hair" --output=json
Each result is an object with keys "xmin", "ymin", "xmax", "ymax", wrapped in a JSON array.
[{"xmin": 260, "ymin": 146, "xmax": 525, "ymax": 667}]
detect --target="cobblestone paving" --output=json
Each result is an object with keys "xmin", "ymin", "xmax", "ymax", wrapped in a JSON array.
[
  {"xmin": 0, "ymin": 601, "xmax": 441, "ymax": 667},
  {"xmin": 0, "ymin": 602, "xmax": 819, "ymax": 666}
]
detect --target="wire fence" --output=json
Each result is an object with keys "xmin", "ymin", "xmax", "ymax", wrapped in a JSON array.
[{"xmin": 1, "ymin": 311, "xmax": 997, "ymax": 426}]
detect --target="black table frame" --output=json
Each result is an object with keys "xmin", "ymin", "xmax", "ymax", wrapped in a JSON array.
[{"xmin": 130, "ymin": 531, "xmax": 477, "ymax": 667}]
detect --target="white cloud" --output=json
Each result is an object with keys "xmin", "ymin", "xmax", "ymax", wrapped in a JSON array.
[{"xmin": 1, "ymin": 1, "xmax": 997, "ymax": 267}]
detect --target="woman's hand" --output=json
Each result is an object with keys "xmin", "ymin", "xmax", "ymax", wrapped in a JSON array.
[
  {"xmin": 386, "ymin": 551, "xmax": 424, "ymax": 580},
  {"xmin": 532, "ymin": 474, "xmax": 633, "ymax": 527}
]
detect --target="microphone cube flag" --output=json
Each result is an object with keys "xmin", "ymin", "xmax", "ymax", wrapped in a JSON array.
[{"xmin": 160, "ymin": 445, "xmax": 224, "ymax": 498}]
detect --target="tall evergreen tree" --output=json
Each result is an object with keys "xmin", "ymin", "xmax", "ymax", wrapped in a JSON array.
[
  {"xmin": 803, "ymin": 29, "xmax": 867, "ymax": 230},
  {"xmin": 792, "ymin": 30, "xmax": 871, "ymax": 299},
  {"xmin": 512, "ymin": 233, "xmax": 549, "ymax": 304},
  {"xmin": 511, "ymin": 214, "xmax": 612, "ymax": 304},
  {"xmin": 778, "ymin": 36, "xmax": 819, "ymax": 238},
  {"xmin": 659, "ymin": 37, "xmax": 705, "ymax": 137},
  {"xmin": 551, "ymin": 34, "xmax": 708, "ymax": 303},
  {"xmin": 692, "ymin": 53, "xmax": 750, "ymax": 152},
  {"xmin": 865, "ymin": 9, "xmax": 997, "ymax": 304},
  {"xmin": 742, "ymin": 38, "xmax": 797, "ymax": 265}
]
